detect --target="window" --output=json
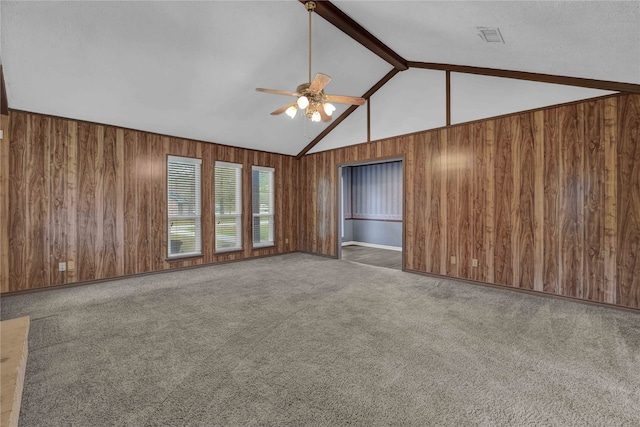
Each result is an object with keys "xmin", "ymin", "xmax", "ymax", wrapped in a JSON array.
[
  {"xmin": 214, "ymin": 162, "xmax": 243, "ymax": 252},
  {"xmin": 252, "ymin": 166, "xmax": 275, "ymax": 247},
  {"xmin": 167, "ymin": 156, "xmax": 202, "ymax": 258}
]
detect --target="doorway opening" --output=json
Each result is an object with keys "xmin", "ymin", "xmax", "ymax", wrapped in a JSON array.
[{"xmin": 338, "ymin": 158, "xmax": 404, "ymax": 270}]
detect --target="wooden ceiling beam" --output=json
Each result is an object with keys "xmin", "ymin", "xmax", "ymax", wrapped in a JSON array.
[
  {"xmin": 301, "ymin": 0, "xmax": 408, "ymax": 71},
  {"xmin": 408, "ymin": 61, "xmax": 640, "ymax": 94},
  {"xmin": 0, "ymin": 65, "xmax": 8, "ymax": 116},
  {"xmin": 296, "ymin": 68, "xmax": 400, "ymax": 159}
]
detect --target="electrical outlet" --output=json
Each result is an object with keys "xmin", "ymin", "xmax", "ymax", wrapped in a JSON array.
[
  {"xmin": 285, "ymin": 238, "xmax": 289, "ymax": 244},
  {"xmin": 58, "ymin": 262, "xmax": 66, "ymax": 272},
  {"xmin": 472, "ymin": 259, "xmax": 479, "ymax": 268},
  {"xmin": 450, "ymin": 256, "xmax": 456, "ymax": 265},
  {"xmin": 67, "ymin": 260, "xmax": 75, "ymax": 271}
]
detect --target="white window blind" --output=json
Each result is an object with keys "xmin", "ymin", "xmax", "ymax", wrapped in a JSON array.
[
  {"xmin": 252, "ymin": 166, "xmax": 275, "ymax": 247},
  {"xmin": 167, "ymin": 156, "xmax": 202, "ymax": 258},
  {"xmin": 215, "ymin": 161, "xmax": 243, "ymax": 252}
]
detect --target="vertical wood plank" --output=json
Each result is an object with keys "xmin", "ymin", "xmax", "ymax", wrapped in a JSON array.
[
  {"xmin": 517, "ymin": 114, "xmax": 536, "ymax": 290},
  {"xmin": 426, "ymin": 131, "xmax": 443, "ymax": 274},
  {"xmin": 617, "ymin": 95, "xmax": 640, "ymax": 308},
  {"xmin": 101, "ymin": 126, "xmax": 119, "ymax": 279},
  {"xmin": 8, "ymin": 113, "xmax": 27, "ymax": 291},
  {"xmin": 485, "ymin": 121, "xmax": 495, "ymax": 283},
  {"xmin": 412, "ymin": 134, "xmax": 427, "ymax": 272},
  {"xmin": 583, "ymin": 101, "xmax": 606, "ymax": 302},
  {"xmin": 94, "ymin": 125, "xmax": 105, "ymax": 279},
  {"xmin": 0, "ymin": 114, "xmax": 10, "ymax": 292},
  {"xmin": 439, "ymin": 130, "xmax": 448, "ymax": 275},
  {"xmin": 65, "ymin": 121, "xmax": 78, "ymax": 284},
  {"xmin": 472, "ymin": 122, "xmax": 486, "ymax": 282},
  {"xmin": 603, "ymin": 98, "xmax": 617, "ymax": 304},
  {"xmin": 533, "ymin": 111, "xmax": 545, "ymax": 292},
  {"xmin": 494, "ymin": 117, "xmax": 513, "ymax": 287},
  {"xmin": 27, "ymin": 114, "xmax": 50, "ymax": 288},
  {"xmin": 559, "ymin": 105, "xmax": 584, "ymax": 298},
  {"xmin": 77, "ymin": 122, "xmax": 97, "ymax": 281},
  {"xmin": 136, "ymin": 133, "xmax": 151, "ymax": 273},
  {"xmin": 544, "ymin": 108, "xmax": 560, "ymax": 295},
  {"xmin": 123, "ymin": 130, "xmax": 138, "ymax": 275},
  {"xmin": 49, "ymin": 118, "xmax": 67, "ymax": 286},
  {"xmin": 457, "ymin": 125, "xmax": 472, "ymax": 279},
  {"xmin": 200, "ymin": 142, "xmax": 213, "ymax": 264},
  {"xmin": 446, "ymin": 128, "xmax": 459, "ymax": 277}
]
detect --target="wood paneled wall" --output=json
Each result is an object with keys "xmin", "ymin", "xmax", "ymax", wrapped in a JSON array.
[
  {"xmin": 1, "ymin": 115, "xmax": 10, "ymax": 293},
  {"xmin": 299, "ymin": 94, "xmax": 640, "ymax": 309},
  {"xmin": 2, "ymin": 111, "xmax": 298, "ymax": 292}
]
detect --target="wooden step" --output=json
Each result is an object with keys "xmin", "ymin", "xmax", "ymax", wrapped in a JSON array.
[{"xmin": 1, "ymin": 317, "xmax": 30, "ymax": 427}]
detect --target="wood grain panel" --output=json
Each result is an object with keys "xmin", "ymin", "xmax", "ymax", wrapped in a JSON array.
[
  {"xmin": 559, "ymin": 105, "xmax": 584, "ymax": 298},
  {"xmin": 494, "ymin": 117, "xmax": 514, "ymax": 287},
  {"xmin": 517, "ymin": 114, "xmax": 536, "ymax": 290},
  {"xmin": 616, "ymin": 95, "xmax": 640, "ymax": 307},
  {"xmin": 583, "ymin": 101, "xmax": 606, "ymax": 302},
  {"xmin": 100, "ymin": 126, "xmax": 120, "ymax": 279},
  {"xmin": 426, "ymin": 131, "xmax": 443, "ymax": 275},
  {"xmin": 603, "ymin": 98, "xmax": 617, "ymax": 304},
  {"xmin": 8, "ymin": 113, "xmax": 27, "ymax": 290},
  {"xmin": 4, "ymin": 111, "xmax": 298, "ymax": 294},
  {"xmin": 5, "ymin": 96, "xmax": 640, "ymax": 310},
  {"xmin": 49, "ymin": 118, "xmax": 67, "ymax": 285},
  {"xmin": 543, "ymin": 109, "xmax": 560, "ymax": 294},
  {"xmin": 446, "ymin": 128, "xmax": 459, "ymax": 277},
  {"xmin": 534, "ymin": 111, "xmax": 545, "ymax": 292},
  {"xmin": 472, "ymin": 122, "xmax": 487, "ymax": 282},
  {"xmin": 484, "ymin": 121, "xmax": 495, "ymax": 283},
  {"xmin": 123, "ymin": 130, "xmax": 138, "ymax": 275},
  {"xmin": 136, "ymin": 132, "xmax": 152, "ymax": 273},
  {"xmin": 0, "ymin": 116, "xmax": 9, "ymax": 291},
  {"xmin": 27, "ymin": 114, "xmax": 49, "ymax": 288},
  {"xmin": 456, "ymin": 125, "xmax": 472, "ymax": 279},
  {"xmin": 411, "ymin": 135, "xmax": 427, "ymax": 272},
  {"xmin": 77, "ymin": 122, "xmax": 97, "ymax": 281},
  {"xmin": 65, "ymin": 121, "xmax": 78, "ymax": 284},
  {"xmin": 200, "ymin": 142, "xmax": 213, "ymax": 265},
  {"xmin": 0, "ymin": 115, "xmax": 9, "ymax": 293}
]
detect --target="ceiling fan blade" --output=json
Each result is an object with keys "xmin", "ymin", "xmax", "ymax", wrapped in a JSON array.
[
  {"xmin": 271, "ymin": 102, "xmax": 297, "ymax": 116},
  {"xmin": 325, "ymin": 94, "xmax": 366, "ymax": 106},
  {"xmin": 256, "ymin": 88, "xmax": 298, "ymax": 97},
  {"xmin": 318, "ymin": 106, "xmax": 332, "ymax": 122},
  {"xmin": 309, "ymin": 73, "xmax": 331, "ymax": 92}
]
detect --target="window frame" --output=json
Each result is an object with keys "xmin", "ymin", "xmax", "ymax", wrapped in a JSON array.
[
  {"xmin": 251, "ymin": 165, "xmax": 275, "ymax": 248},
  {"xmin": 167, "ymin": 155, "xmax": 202, "ymax": 259},
  {"xmin": 214, "ymin": 161, "xmax": 243, "ymax": 253}
]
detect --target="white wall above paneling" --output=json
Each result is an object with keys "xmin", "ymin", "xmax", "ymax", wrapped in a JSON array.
[{"xmin": 2, "ymin": 1, "xmax": 637, "ymax": 155}]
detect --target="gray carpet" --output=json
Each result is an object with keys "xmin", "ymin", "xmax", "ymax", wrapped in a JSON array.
[{"xmin": 2, "ymin": 253, "xmax": 639, "ymax": 426}]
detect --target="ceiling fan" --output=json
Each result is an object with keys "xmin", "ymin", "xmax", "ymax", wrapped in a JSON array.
[{"xmin": 256, "ymin": 1, "xmax": 365, "ymax": 122}]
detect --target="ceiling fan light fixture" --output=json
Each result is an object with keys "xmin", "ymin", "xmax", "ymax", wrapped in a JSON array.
[
  {"xmin": 311, "ymin": 111, "xmax": 321, "ymax": 122},
  {"xmin": 297, "ymin": 96, "xmax": 309, "ymax": 109},
  {"xmin": 285, "ymin": 105, "xmax": 298, "ymax": 119},
  {"xmin": 323, "ymin": 102, "xmax": 336, "ymax": 116}
]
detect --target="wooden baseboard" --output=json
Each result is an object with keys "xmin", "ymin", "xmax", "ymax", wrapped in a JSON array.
[
  {"xmin": 404, "ymin": 268, "xmax": 639, "ymax": 313},
  {"xmin": 1, "ymin": 251, "xmax": 299, "ymax": 297}
]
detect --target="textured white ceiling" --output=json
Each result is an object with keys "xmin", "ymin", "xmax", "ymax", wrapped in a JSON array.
[{"xmin": 2, "ymin": 1, "xmax": 636, "ymax": 156}]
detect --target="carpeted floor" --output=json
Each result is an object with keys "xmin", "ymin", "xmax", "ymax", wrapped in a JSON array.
[
  {"xmin": 2, "ymin": 253, "xmax": 639, "ymax": 426},
  {"xmin": 342, "ymin": 245, "xmax": 402, "ymax": 270}
]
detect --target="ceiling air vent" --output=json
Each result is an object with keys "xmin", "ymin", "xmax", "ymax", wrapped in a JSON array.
[{"xmin": 477, "ymin": 27, "xmax": 505, "ymax": 43}]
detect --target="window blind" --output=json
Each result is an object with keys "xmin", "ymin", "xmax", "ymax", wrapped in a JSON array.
[
  {"xmin": 251, "ymin": 166, "xmax": 275, "ymax": 247},
  {"xmin": 167, "ymin": 155, "xmax": 202, "ymax": 258},
  {"xmin": 215, "ymin": 161, "xmax": 243, "ymax": 252}
]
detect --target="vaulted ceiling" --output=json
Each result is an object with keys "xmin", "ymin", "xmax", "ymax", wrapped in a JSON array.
[{"xmin": 2, "ymin": 1, "xmax": 639, "ymax": 156}]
